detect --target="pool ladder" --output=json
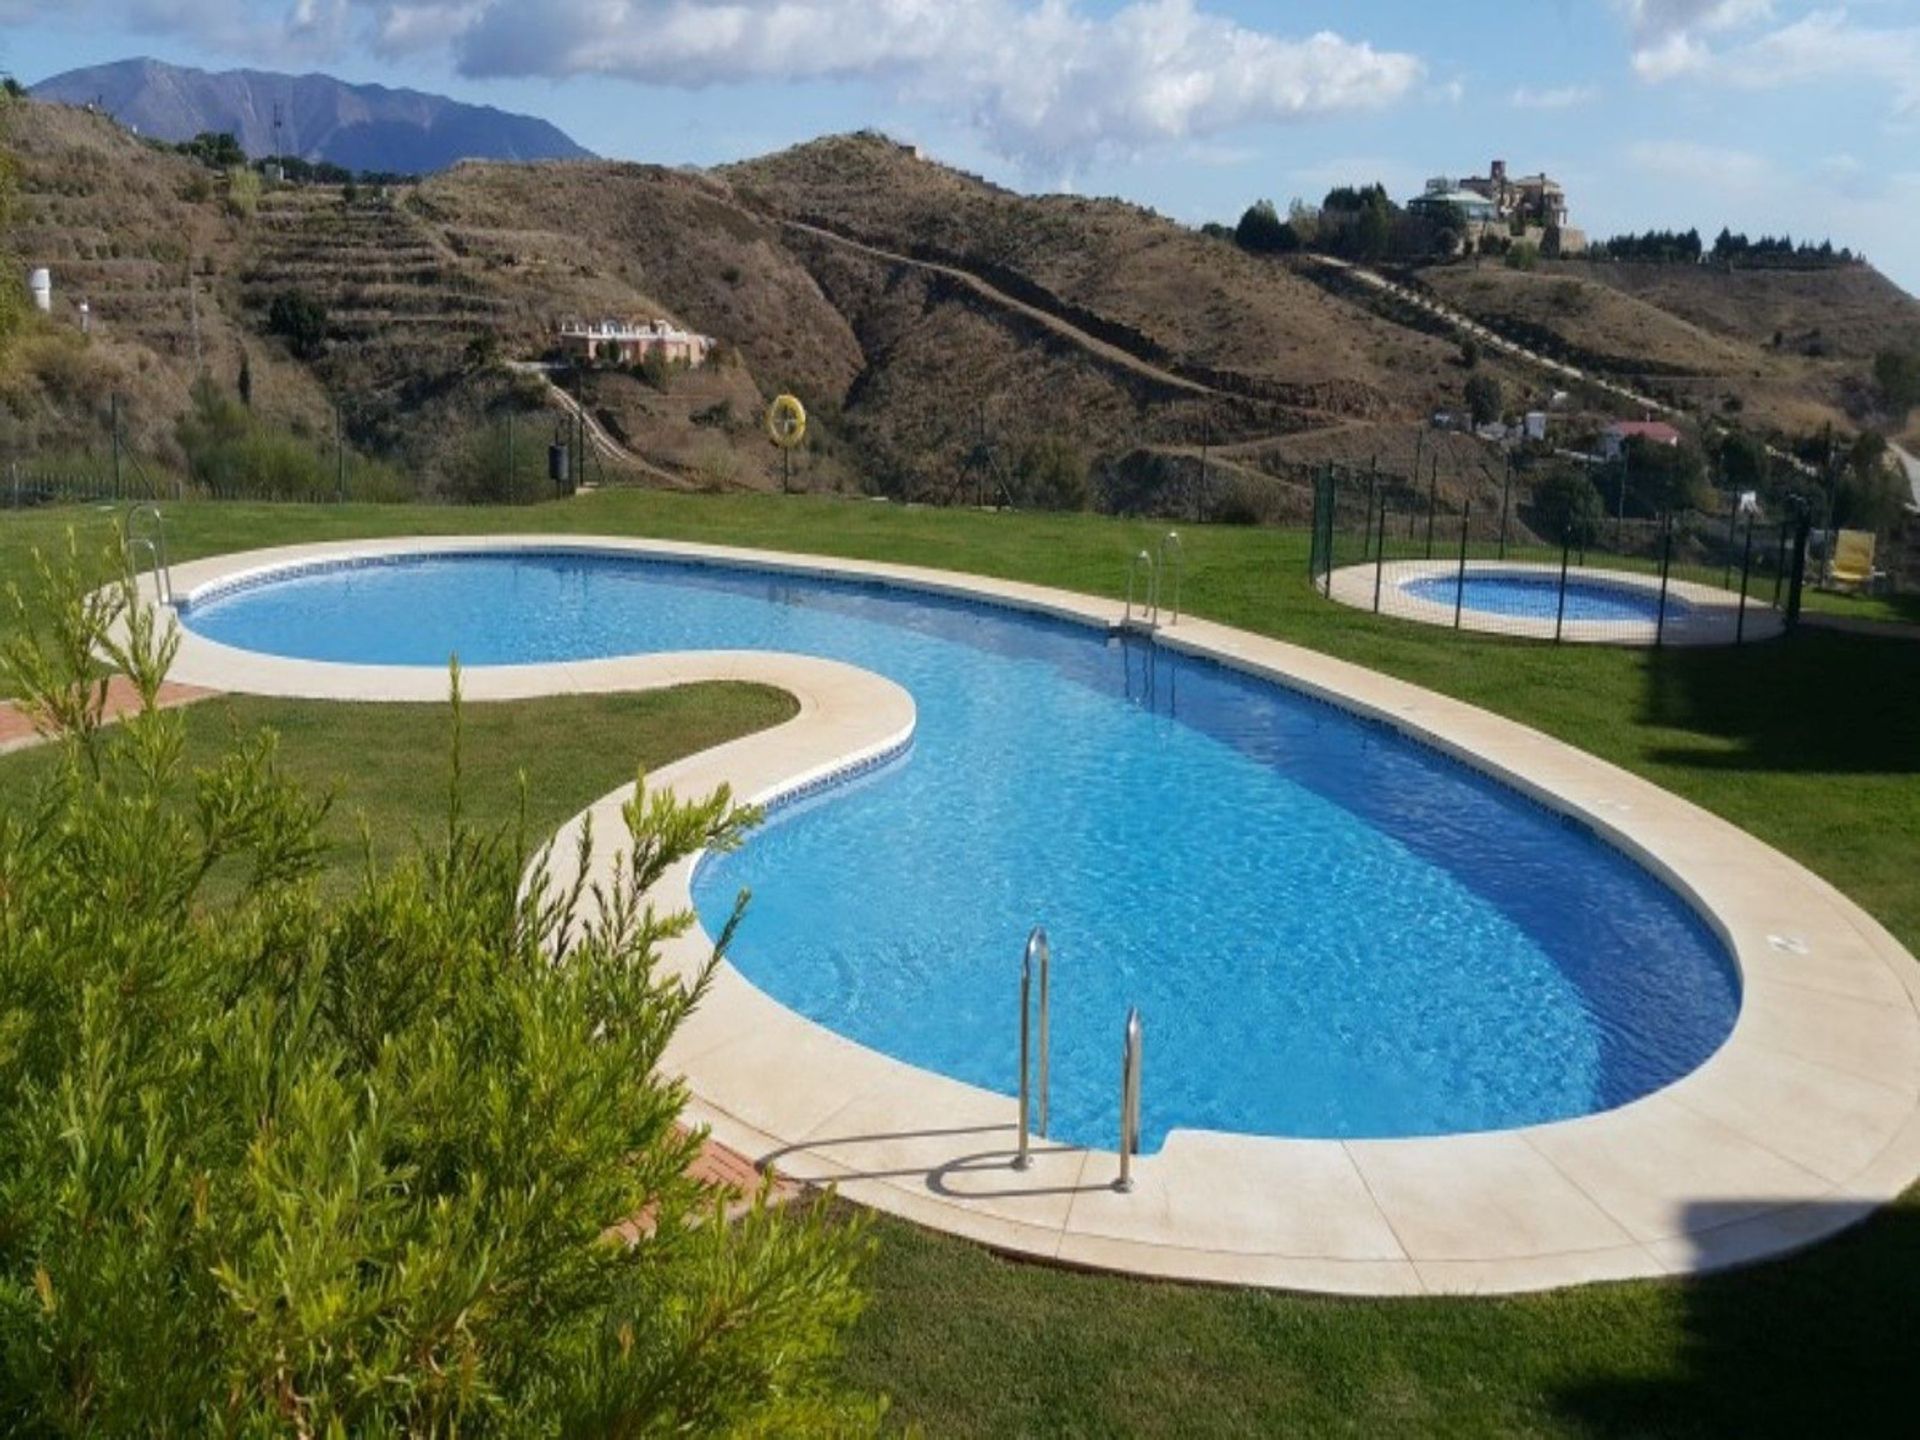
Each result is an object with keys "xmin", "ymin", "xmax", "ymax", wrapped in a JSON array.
[
  {"xmin": 123, "ymin": 504, "xmax": 174, "ymax": 606},
  {"xmin": 1014, "ymin": 926, "xmax": 1145, "ymax": 1193},
  {"xmin": 1015, "ymin": 926, "xmax": 1051, "ymax": 1170},
  {"xmin": 1122, "ymin": 531, "xmax": 1184, "ymax": 628}
]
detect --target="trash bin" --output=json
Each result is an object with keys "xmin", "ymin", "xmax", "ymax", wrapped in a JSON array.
[{"xmin": 548, "ymin": 442, "xmax": 570, "ymax": 489}]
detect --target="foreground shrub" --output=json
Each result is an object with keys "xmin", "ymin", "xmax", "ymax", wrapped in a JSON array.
[{"xmin": 0, "ymin": 542, "xmax": 879, "ymax": 1435}]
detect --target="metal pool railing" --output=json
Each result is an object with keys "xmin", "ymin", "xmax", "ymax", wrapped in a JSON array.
[{"xmin": 1015, "ymin": 926, "xmax": 1051, "ymax": 1170}]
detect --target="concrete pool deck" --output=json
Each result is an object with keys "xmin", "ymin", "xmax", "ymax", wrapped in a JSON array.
[
  {"xmin": 1327, "ymin": 559, "xmax": 1787, "ymax": 645},
  {"xmin": 146, "ymin": 535, "xmax": 1920, "ymax": 1295}
]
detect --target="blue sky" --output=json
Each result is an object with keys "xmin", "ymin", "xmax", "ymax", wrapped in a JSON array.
[{"xmin": 5, "ymin": 1, "xmax": 1918, "ymax": 290}]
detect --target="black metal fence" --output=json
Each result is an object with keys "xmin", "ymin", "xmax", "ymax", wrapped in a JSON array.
[
  {"xmin": 1, "ymin": 392, "xmax": 596, "ymax": 513},
  {"xmin": 1308, "ymin": 463, "xmax": 1811, "ymax": 646}
]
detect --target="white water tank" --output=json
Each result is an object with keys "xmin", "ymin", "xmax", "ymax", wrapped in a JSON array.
[{"xmin": 28, "ymin": 267, "xmax": 52, "ymax": 313}]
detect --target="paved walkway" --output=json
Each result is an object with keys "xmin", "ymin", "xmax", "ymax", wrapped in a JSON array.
[{"xmin": 0, "ymin": 677, "xmax": 217, "ymax": 754}]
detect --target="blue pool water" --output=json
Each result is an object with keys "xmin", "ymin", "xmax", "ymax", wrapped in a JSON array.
[
  {"xmin": 1404, "ymin": 571, "xmax": 1683, "ymax": 625},
  {"xmin": 183, "ymin": 552, "xmax": 1740, "ymax": 1148}
]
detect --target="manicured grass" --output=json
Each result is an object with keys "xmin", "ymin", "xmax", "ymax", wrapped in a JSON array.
[
  {"xmin": 4, "ymin": 492, "xmax": 1918, "ymax": 1436},
  {"xmin": 0, "ymin": 685, "xmax": 799, "ymax": 902}
]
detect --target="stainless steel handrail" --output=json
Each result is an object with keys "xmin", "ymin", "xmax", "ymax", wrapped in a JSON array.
[
  {"xmin": 124, "ymin": 504, "xmax": 173, "ymax": 605},
  {"xmin": 1015, "ymin": 925, "xmax": 1051, "ymax": 1170},
  {"xmin": 1157, "ymin": 531, "xmax": 1184, "ymax": 626},
  {"xmin": 1124, "ymin": 549, "xmax": 1156, "ymax": 626},
  {"xmin": 1116, "ymin": 1006, "xmax": 1142, "ymax": 1192}
]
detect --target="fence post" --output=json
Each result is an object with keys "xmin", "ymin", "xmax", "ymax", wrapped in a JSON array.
[
  {"xmin": 1498, "ymin": 454, "xmax": 1513, "ymax": 561},
  {"xmin": 335, "ymin": 405, "xmax": 346, "ymax": 504},
  {"xmin": 1736, "ymin": 510, "xmax": 1755, "ymax": 643},
  {"xmin": 1322, "ymin": 465, "xmax": 1336, "ymax": 599},
  {"xmin": 1425, "ymin": 460, "xmax": 1437, "ymax": 560},
  {"xmin": 1363, "ymin": 456, "xmax": 1379, "ymax": 562},
  {"xmin": 1723, "ymin": 492, "xmax": 1738, "ymax": 591},
  {"xmin": 1655, "ymin": 510, "xmax": 1674, "ymax": 646},
  {"xmin": 111, "ymin": 393, "xmax": 123, "ymax": 499},
  {"xmin": 1772, "ymin": 523, "xmax": 1788, "ymax": 608},
  {"xmin": 507, "ymin": 409, "xmax": 516, "ymax": 505},
  {"xmin": 1617, "ymin": 451, "xmax": 1629, "ymax": 549},
  {"xmin": 1453, "ymin": 500, "xmax": 1472, "ymax": 630},
  {"xmin": 1555, "ymin": 528, "xmax": 1572, "ymax": 643},
  {"xmin": 1373, "ymin": 490, "xmax": 1387, "ymax": 612},
  {"xmin": 1786, "ymin": 501, "xmax": 1811, "ymax": 631}
]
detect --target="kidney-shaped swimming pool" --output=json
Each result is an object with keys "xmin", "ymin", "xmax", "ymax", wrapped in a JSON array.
[{"xmin": 182, "ymin": 550, "xmax": 1739, "ymax": 1149}]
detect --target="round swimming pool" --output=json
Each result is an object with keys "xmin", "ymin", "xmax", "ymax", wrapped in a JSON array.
[
  {"xmin": 1403, "ymin": 570, "xmax": 1681, "ymax": 625},
  {"xmin": 181, "ymin": 551, "xmax": 1740, "ymax": 1149}
]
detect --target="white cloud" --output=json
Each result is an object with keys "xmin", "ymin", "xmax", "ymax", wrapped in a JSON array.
[
  {"xmin": 357, "ymin": 0, "xmax": 1423, "ymax": 167},
  {"xmin": 50, "ymin": 0, "xmax": 1421, "ymax": 167},
  {"xmin": 1619, "ymin": 0, "xmax": 1773, "ymax": 36},
  {"xmin": 1619, "ymin": 3, "xmax": 1920, "ymax": 117},
  {"xmin": 1510, "ymin": 83, "xmax": 1600, "ymax": 109}
]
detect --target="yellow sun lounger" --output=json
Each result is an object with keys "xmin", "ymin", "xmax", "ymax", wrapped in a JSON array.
[{"xmin": 1829, "ymin": 529, "xmax": 1880, "ymax": 591}]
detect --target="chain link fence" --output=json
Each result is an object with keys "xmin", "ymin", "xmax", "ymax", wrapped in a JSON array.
[{"xmin": 1309, "ymin": 462, "xmax": 1812, "ymax": 645}]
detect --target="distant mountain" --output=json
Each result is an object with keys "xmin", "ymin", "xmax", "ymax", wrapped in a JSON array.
[{"xmin": 30, "ymin": 57, "xmax": 592, "ymax": 174}]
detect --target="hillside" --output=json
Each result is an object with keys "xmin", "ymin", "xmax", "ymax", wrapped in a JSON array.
[
  {"xmin": 1408, "ymin": 255, "xmax": 1920, "ymax": 442},
  {"xmin": 6, "ymin": 104, "xmax": 1910, "ymax": 514},
  {"xmin": 32, "ymin": 58, "xmax": 591, "ymax": 173}
]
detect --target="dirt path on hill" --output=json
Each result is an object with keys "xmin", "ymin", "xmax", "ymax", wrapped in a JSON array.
[{"xmin": 777, "ymin": 217, "xmax": 1219, "ymax": 399}]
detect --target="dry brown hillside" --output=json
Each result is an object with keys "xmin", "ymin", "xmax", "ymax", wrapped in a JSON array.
[
  {"xmin": 9, "ymin": 105, "xmax": 1910, "ymax": 513},
  {"xmin": 1409, "ymin": 255, "xmax": 1920, "ymax": 442},
  {"xmin": 725, "ymin": 132, "xmax": 1467, "ymax": 420}
]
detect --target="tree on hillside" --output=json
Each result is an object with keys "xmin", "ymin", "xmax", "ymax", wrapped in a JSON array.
[
  {"xmin": 1234, "ymin": 199, "xmax": 1298, "ymax": 254},
  {"xmin": 1872, "ymin": 348, "xmax": 1920, "ymax": 421},
  {"xmin": 1014, "ymin": 435, "xmax": 1091, "ymax": 511},
  {"xmin": 267, "ymin": 289, "xmax": 328, "ymax": 360},
  {"xmin": 1531, "ymin": 465, "xmax": 1604, "ymax": 545},
  {"xmin": 1465, "ymin": 373, "xmax": 1504, "ymax": 426},
  {"xmin": 1624, "ymin": 435, "xmax": 1708, "ymax": 514},
  {"xmin": 0, "ymin": 550, "xmax": 881, "ymax": 1435},
  {"xmin": 1715, "ymin": 430, "xmax": 1768, "ymax": 495},
  {"xmin": 177, "ymin": 130, "xmax": 248, "ymax": 169},
  {"xmin": 1834, "ymin": 431, "xmax": 1903, "ymax": 531}
]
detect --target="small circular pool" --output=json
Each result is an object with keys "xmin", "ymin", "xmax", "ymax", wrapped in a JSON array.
[
  {"xmin": 1402, "ymin": 570, "xmax": 1682, "ymax": 625},
  {"xmin": 180, "ymin": 551, "xmax": 1741, "ymax": 1148}
]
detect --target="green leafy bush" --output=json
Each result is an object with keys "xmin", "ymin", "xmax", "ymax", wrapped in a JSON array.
[
  {"xmin": 1013, "ymin": 436, "xmax": 1091, "ymax": 511},
  {"xmin": 0, "ymin": 544, "xmax": 880, "ymax": 1435},
  {"xmin": 267, "ymin": 290, "xmax": 328, "ymax": 360},
  {"xmin": 176, "ymin": 379, "xmax": 407, "ymax": 501},
  {"xmin": 1529, "ymin": 465, "xmax": 1605, "ymax": 545}
]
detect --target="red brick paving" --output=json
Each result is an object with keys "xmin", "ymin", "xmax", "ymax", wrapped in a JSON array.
[
  {"xmin": 0, "ymin": 677, "xmax": 217, "ymax": 753},
  {"xmin": 615, "ymin": 1129, "xmax": 800, "ymax": 1241}
]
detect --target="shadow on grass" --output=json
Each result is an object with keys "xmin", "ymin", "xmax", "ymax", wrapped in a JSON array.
[
  {"xmin": 1554, "ymin": 1198, "xmax": 1920, "ymax": 1437},
  {"xmin": 1639, "ymin": 630, "xmax": 1920, "ymax": 774}
]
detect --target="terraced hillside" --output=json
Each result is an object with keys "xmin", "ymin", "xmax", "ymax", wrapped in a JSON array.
[
  {"xmin": 1, "ymin": 101, "xmax": 332, "ymax": 452},
  {"xmin": 7, "ymin": 101, "xmax": 1914, "ymax": 512}
]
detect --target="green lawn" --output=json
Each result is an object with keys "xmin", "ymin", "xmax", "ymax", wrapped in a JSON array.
[{"xmin": 3, "ymin": 492, "xmax": 1918, "ymax": 1436}]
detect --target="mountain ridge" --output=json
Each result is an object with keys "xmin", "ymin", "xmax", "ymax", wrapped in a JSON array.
[{"xmin": 30, "ymin": 57, "xmax": 592, "ymax": 174}]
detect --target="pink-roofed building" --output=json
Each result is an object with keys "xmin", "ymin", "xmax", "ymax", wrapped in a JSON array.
[{"xmin": 1600, "ymin": 420, "xmax": 1683, "ymax": 461}]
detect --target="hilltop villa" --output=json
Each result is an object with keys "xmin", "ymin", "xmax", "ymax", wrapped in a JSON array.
[
  {"xmin": 558, "ymin": 317, "xmax": 715, "ymax": 367},
  {"xmin": 1409, "ymin": 160, "xmax": 1587, "ymax": 254}
]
